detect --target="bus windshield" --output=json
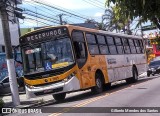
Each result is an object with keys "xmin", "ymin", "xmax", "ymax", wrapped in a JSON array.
[{"xmin": 22, "ymin": 37, "xmax": 74, "ymax": 74}]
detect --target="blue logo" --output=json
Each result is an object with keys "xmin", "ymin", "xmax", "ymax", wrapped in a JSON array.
[{"xmin": 44, "ymin": 62, "xmax": 52, "ymax": 70}]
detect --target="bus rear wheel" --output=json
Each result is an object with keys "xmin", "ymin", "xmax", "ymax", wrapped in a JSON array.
[
  {"xmin": 126, "ymin": 68, "xmax": 138, "ymax": 83},
  {"xmin": 91, "ymin": 73, "xmax": 103, "ymax": 94},
  {"xmin": 53, "ymin": 93, "xmax": 66, "ymax": 101}
]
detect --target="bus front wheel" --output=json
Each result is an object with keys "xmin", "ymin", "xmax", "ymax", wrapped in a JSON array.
[
  {"xmin": 53, "ymin": 93, "xmax": 66, "ymax": 101},
  {"xmin": 91, "ymin": 73, "xmax": 103, "ymax": 94}
]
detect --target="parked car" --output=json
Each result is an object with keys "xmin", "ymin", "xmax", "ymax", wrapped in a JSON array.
[
  {"xmin": 147, "ymin": 60, "xmax": 160, "ymax": 77},
  {"xmin": 0, "ymin": 76, "xmax": 24, "ymax": 95}
]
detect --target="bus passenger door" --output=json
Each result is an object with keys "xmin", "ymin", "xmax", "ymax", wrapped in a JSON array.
[
  {"xmin": 72, "ymin": 31, "xmax": 91, "ymax": 89},
  {"xmin": 73, "ymin": 41, "xmax": 91, "ymax": 89}
]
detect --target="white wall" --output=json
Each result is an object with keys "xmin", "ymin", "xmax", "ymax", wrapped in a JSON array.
[{"xmin": 0, "ymin": 18, "xmax": 20, "ymax": 46}]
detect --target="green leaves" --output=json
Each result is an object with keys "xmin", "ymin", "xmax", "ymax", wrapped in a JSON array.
[{"xmin": 105, "ymin": 0, "xmax": 160, "ymax": 29}]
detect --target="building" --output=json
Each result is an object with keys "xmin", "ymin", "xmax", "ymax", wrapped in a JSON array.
[
  {"xmin": 0, "ymin": 0, "xmax": 22, "ymax": 53},
  {"xmin": 0, "ymin": 0, "xmax": 23, "ymax": 81},
  {"xmin": 145, "ymin": 32, "xmax": 160, "ymax": 63}
]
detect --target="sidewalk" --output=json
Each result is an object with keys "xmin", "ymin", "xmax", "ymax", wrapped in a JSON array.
[
  {"xmin": 2, "ymin": 93, "xmax": 54, "ymax": 108},
  {"xmin": 1, "ymin": 90, "xmax": 91, "ymax": 108}
]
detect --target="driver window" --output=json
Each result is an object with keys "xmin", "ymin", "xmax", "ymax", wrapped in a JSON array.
[{"xmin": 72, "ymin": 30, "xmax": 87, "ymax": 68}]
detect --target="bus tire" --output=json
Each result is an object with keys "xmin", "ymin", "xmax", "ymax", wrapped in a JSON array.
[
  {"xmin": 126, "ymin": 68, "xmax": 138, "ymax": 83},
  {"xmin": 91, "ymin": 73, "xmax": 103, "ymax": 94},
  {"xmin": 53, "ymin": 93, "xmax": 66, "ymax": 101}
]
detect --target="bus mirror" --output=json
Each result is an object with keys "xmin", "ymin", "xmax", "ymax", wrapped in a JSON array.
[{"xmin": 13, "ymin": 45, "xmax": 22, "ymax": 64}]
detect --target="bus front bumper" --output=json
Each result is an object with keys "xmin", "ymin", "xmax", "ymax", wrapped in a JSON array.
[{"xmin": 25, "ymin": 76, "xmax": 80, "ymax": 99}]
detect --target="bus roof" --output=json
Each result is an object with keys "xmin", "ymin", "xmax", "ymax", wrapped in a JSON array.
[{"xmin": 20, "ymin": 24, "xmax": 142, "ymax": 40}]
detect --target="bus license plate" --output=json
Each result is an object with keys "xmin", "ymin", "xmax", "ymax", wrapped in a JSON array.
[{"xmin": 44, "ymin": 89, "xmax": 52, "ymax": 93}]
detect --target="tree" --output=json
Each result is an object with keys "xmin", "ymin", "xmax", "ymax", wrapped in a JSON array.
[
  {"xmin": 102, "ymin": 8, "xmax": 132, "ymax": 34},
  {"xmin": 84, "ymin": 19, "xmax": 104, "ymax": 30},
  {"xmin": 105, "ymin": 0, "xmax": 160, "ymax": 29}
]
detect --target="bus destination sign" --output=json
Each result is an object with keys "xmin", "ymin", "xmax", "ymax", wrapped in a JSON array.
[{"xmin": 20, "ymin": 27, "xmax": 68, "ymax": 45}]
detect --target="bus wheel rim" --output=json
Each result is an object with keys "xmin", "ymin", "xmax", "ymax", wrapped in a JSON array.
[{"xmin": 96, "ymin": 78, "xmax": 101, "ymax": 88}]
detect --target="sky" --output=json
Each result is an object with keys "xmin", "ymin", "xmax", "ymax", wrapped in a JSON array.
[
  {"xmin": 19, "ymin": 0, "xmax": 158, "ymax": 35},
  {"xmin": 19, "ymin": 0, "xmax": 106, "ymax": 28}
]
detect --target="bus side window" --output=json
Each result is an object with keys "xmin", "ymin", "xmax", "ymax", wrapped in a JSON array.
[
  {"xmin": 129, "ymin": 39, "xmax": 136, "ymax": 54},
  {"xmin": 134, "ymin": 39, "xmax": 141, "ymax": 54},
  {"xmin": 115, "ymin": 37, "xmax": 124, "ymax": 54},
  {"xmin": 106, "ymin": 36, "xmax": 117, "ymax": 55},
  {"xmin": 72, "ymin": 30, "xmax": 87, "ymax": 68},
  {"xmin": 86, "ymin": 33, "xmax": 100, "ymax": 55},
  {"xmin": 139, "ymin": 40, "xmax": 144, "ymax": 53},
  {"xmin": 122, "ymin": 38, "xmax": 131, "ymax": 54}
]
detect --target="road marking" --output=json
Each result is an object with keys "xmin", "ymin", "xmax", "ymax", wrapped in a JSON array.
[
  {"xmin": 49, "ymin": 77, "xmax": 155, "ymax": 116},
  {"xmin": 49, "ymin": 93, "xmax": 110, "ymax": 116}
]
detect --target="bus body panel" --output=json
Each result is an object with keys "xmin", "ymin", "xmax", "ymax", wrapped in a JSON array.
[
  {"xmin": 106, "ymin": 54, "xmax": 146, "ymax": 82},
  {"xmin": 19, "ymin": 25, "xmax": 147, "ymax": 99}
]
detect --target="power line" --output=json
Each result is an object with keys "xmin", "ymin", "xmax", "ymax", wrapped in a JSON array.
[
  {"xmin": 23, "ymin": 0, "xmax": 88, "ymax": 22},
  {"xmin": 88, "ymin": 0, "xmax": 105, "ymax": 7},
  {"xmin": 23, "ymin": 8, "xmax": 60, "ymax": 22},
  {"xmin": 24, "ymin": 12, "xmax": 59, "ymax": 24},
  {"xmin": 23, "ymin": 1, "xmax": 62, "ymax": 16},
  {"xmin": 25, "ymin": 17, "xmax": 52, "ymax": 26},
  {"xmin": 94, "ymin": 0, "xmax": 104, "ymax": 5},
  {"xmin": 31, "ymin": 0, "xmax": 89, "ymax": 20},
  {"xmin": 30, "ymin": 0, "xmax": 91, "ymax": 19},
  {"xmin": 22, "ymin": 4, "xmax": 75, "ymax": 24},
  {"xmin": 22, "ymin": 0, "xmax": 100, "ymax": 23},
  {"xmin": 82, "ymin": 0, "xmax": 105, "ymax": 10}
]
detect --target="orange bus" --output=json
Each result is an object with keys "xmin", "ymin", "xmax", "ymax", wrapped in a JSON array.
[{"xmin": 17, "ymin": 25, "xmax": 146, "ymax": 101}]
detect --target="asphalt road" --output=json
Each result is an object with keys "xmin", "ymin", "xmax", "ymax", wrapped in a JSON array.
[{"xmin": 7, "ymin": 75, "xmax": 160, "ymax": 116}]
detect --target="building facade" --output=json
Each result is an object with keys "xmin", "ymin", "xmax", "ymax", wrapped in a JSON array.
[
  {"xmin": 0, "ymin": 0, "xmax": 22, "ymax": 53},
  {"xmin": 0, "ymin": 0, "xmax": 23, "ymax": 81}
]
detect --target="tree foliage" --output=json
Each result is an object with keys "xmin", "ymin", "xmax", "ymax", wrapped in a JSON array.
[
  {"xmin": 105, "ymin": 0, "xmax": 160, "ymax": 29},
  {"xmin": 102, "ymin": 8, "xmax": 131, "ymax": 33}
]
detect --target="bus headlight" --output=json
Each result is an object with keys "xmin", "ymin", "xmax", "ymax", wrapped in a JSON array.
[
  {"xmin": 63, "ymin": 73, "xmax": 75, "ymax": 82},
  {"xmin": 26, "ymin": 84, "xmax": 34, "ymax": 89}
]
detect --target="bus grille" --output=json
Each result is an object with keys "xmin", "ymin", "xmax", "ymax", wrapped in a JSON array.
[
  {"xmin": 34, "ymin": 87, "xmax": 63, "ymax": 96},
  {"xmin": 34, "ymin": 80, "xmax": 62, "ymax": 87}
]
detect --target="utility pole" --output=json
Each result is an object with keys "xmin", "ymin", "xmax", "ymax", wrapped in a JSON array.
[
  {"xmin": 0, "ymin": 0, "xmax": 20, "ymax": 106},
  {"xmin": 58, "ymin": 14, "xmax": 65, "ymax": 25}
]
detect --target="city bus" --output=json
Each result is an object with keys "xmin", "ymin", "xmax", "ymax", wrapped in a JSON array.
[{"xmin": 17, "ymin": 25, "xmax": 146, "ymax": 101}]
